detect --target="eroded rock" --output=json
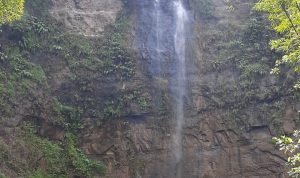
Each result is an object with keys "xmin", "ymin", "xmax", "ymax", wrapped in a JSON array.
[{"xmin": 50, "ymin": 0, "xmax": 122, "ymax": 36}]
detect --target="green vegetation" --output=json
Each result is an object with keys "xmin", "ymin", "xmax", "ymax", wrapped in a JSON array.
[
  {"xmin": 0, "ymin": 0, "xmax": 137, "ymax": 121},
  {"xmin": 0, "ymin": 46, "xmax": 46, "ymax": 116},
  {"xmin": 103, "ymin": 90, "xmax": 151, "ymax": 119},
  {"xmin": 23, "ymin": 123, "xmax": 106, "ymax": 178},
  {"xmin": 0, "ymin": 173, "xmax": 6, "ymax": 178},
  {"xmin": 254, "ymin": 0, "xmax": 300, "ymax": 176},
  {"xmin": 273, "ymin": 131, "xmax": 300, "ymax": 177},
  {"xmin": 6, "ymin": 2, "xmax": 134, "ymax": 80},
  {"xmin": 28, "ymin": 169, "xmax": 44, "ymax": 178},
  {"xmin": 202, "ymin": 11, "xmax": 284, "ymax": 127},
  {"xmin": 234, "ymin": 13, "xmax": 276, "ymax": 87},
  {"xmin": 0, "ymin": 122, "xmax": 105, "ymax": 178},
  {"xmin": 52, "ymin": 98, "xmax": 84, "ymax": 131},
  {"xmin": 65, "ymin": 133, "xmax": 106, "ymax": 177},
  {"xmin": 192, "ymin": 0, "xmax": 215, "ymax": 18},
  {"xmin": 0, "ymin": 0, "xmax": 136, "ymax": 176},
  {"xmin": 0, "ymin": 0, "xmax": 298, "ymax": 177},
  {"xmin": 255, "ymin": 0, "xmax": 300, "ymax": 84},
  {"xmin": 196, "ymin": 5, "xmax": 300, "ymax": 134},
  {"xmin": 0, "ymin": 0, "xmax": 24, "ymax": 24},
  {"xmin": 158, "ymin": 91, "xmax": 170, "ymax": 117}
]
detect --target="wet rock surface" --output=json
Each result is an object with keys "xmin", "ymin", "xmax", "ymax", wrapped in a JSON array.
[
  {"xmin": 92, "ymin": 0, "xmax": 295, "ymax": 177},
  {"xmin": 1, "ymin": 0, "xmax": 299, "ymax": 177}
]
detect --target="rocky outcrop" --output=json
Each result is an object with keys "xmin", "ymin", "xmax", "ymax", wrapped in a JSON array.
[
  {"xmin": 50, "ymin": 0, "xmax": 122, "ymax": 36},
  {"xmin": 89, "ymin": 0, "xmax": 296, "ymax": 177},
  {"xmin": 0, "ymin": 0, "xmax": 298, "ymax": 177}
]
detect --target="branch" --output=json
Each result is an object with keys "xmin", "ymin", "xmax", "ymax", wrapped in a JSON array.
[{"xmin": 280, "ymin": 4, "xmax": 299, "ymax": 35}]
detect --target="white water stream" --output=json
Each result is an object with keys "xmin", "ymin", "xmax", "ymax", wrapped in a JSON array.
[
  {"xmin": 153, "ymin": 0, "xmax": 188, "ymax": 176},
  {"xmin": 172, "ymin": 0, "xmax": 188, "ymax": 165},
  {"xmin": 155, "ymin": 0, "xmax": 161, "ymax": 76}
]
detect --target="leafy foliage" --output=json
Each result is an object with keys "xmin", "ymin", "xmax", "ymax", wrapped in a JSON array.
[
  {"xmin": 255, "ymin": 0, "xmax": 300, "ymax": 84},
  {"xmin": 53, "ymin": 99, "xmax": 84, "ymax": 131},
  {"xmin": 0, "ymin": 0, "xmax": 24, "ymax": 24},
  {"xmin": 0, "ymin": 0, "xmax": 135, "ymax": 176},
  {"xmin": 197, "ymin": 8, "xmax": 297, "ymax": 133},
  {"xmin": 273, "ymin": 130, "xmax": 300, "ymax": 177},
  {"xmin": 236, "ymin": 13, "xmax": 277, "ymax": 85},
  {"xmin": 65, "ymin": 133, "xmax": 106, "ymax": 177},
  {"xmin": 0, "ymin": 0, "xmax": 136, "ymax": 123},
  {"xmin": 0, "ymin": 47, "xmax": 46, "ymax": 115},
  {"xmin": 191, "ymin": 0, "xmax": 215, "ymax": 18},
  {"xmin": 24, "ymin": 123, "xmax": 69, "ymax": 177},
  {"xmin": 23, "ymin": 123, "xmax": 106, "ymax": 178},
  {"xmin": 103, "ymin": 90, "xmax": 151, "ymax": 119},
  {"xmin": 28, "ymin": 169, "xmax": 44, "ymax": 178},
  {"xmin": 254, "ymin": 1, "xmax": 300, "ymax": 176}
]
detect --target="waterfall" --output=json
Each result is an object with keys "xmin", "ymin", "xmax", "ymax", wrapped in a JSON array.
[
  {"xmin": 172, "ymin": 0, "xmax": 188, "ymax": 166},
  {"xmin": 154, "ymin": 0, "xmax": 161, "ymax": 76},
  {"xmin": 138, "ymin": 0, "xmax": 189, "ymax": 176},
  {"xmin": 153, "ymin": 0, "xmax": 188, "ymax": 171}
]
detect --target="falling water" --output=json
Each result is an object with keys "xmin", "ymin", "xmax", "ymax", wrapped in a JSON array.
[
  {"xmin": 172, "ymin": 0, "xmax": 188, "ymax": 166},
  {"xmin": 145, "ymin": 0, "xmax": 189, "ymax": 176},
  {"xmin": 155, "ymin": 0, "xmax": 161, "ymax": 71}
]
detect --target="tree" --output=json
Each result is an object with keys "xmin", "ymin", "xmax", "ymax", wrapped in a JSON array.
[
  {"xmin": 254, "ymin": 0, "xmax": 300, "ymax": 87},
  {"xmin": 254, "ymin": 0, "xmax": 300, "ymax": 176},
  {"xmin": 273, "ymin": 131, "xmax": 300, "ymax": 177},
  {"xmin": 0, "ymin": 0, "xmax": 25, "ymax": 25}
]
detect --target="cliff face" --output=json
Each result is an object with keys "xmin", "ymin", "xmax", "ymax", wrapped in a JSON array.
[
  {"xmin": 0, "ymin": 0, "xmax": 298, "ymax": 177},
  {"xmin": 105, "ymin": 0, "xmax": 294, "ymax": 177},
  {"xmin": 50, "ymin": 0, "xmax": 122, "ymax": 36}
]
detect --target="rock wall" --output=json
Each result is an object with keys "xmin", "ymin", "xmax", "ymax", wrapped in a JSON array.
[
  {"xmin": 0, "ymin": 0, "xmax": 298, "ymax": 177},
  {"xmin": 85, "ymin": 0, "xmax": 297, "ymax": 177},
  {"xmin": 50, "ymin": 0, "xmax": 122, "ymax": 36}
]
